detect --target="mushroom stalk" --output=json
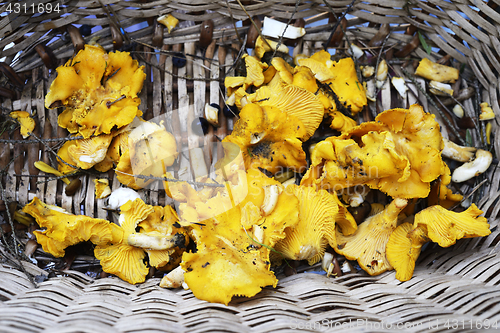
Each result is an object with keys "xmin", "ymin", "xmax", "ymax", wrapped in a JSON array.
[
  {"xmin": 127, "ymin": 232, "xmax": 184, "ymax": 251},
  {"xmin": 442, "ymin": 138, "xmax": 476, "ymax": 162},
  {"xmin": 160, "ymin": 266, "xmax": 185, "ymax": 288},
  {"xmin": 451, "ymin": 149, "xmax": 493, "ymax": 183},
  {"xmin": 261, "ymin": 185, "xmax": 279, "ymax": 216}
]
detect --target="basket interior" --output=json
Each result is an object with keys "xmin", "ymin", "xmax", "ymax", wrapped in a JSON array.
[{"xmin": 1, "ymin": 0, "xmax": 500, "ymax": 330}]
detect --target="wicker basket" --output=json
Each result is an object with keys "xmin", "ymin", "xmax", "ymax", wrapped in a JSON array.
[{"xmin": 1, "ymin": 0, "xmax": 499, "ymax": 331}]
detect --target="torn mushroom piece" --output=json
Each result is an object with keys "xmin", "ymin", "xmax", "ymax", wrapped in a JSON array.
[
  {"xmin": 333, "ymin": 198, "xmax": 408, "ymax": 276},
  {"xmin": 451, "ymin": 149, "xmax": 493, "ymax": 183},
  {"xmin": 157, "ymin": 14, "xmax": 179, "ymax": 34},
  {"xmin": 274, "ymin": 185, "xmax": 357, "ymax": 265},
  {"xmin": 415, "ymin": 57, "xmax": 459, "ymax": 83},
  {"xmin": 261, "ymin": 17, "xmax": 306, "ymax": 40},
  {"xmin": 45, "ymin": 45, "xmax": 145, "ymax": 138},
  {"xmin": 160, "ymin": 266, "xmax": 185, "ymax": 288},
  {"xmin": 94, "ymin": 179, "xmax": 111, "ymax": 199},
  {"xmin": 67, "ymin": 133, "xmax": 114, "ymax": 169},
  {"xmin": 254, "ymin": 36, "xmax": 289, "ymax": 59},
  {"xmin": 479, "ymin": 102, "xmax": 496, "ymax": 121},
  {"xmin": 9, "ymin": 111, "xmax": 35, "ymax": 139},
  {"xmin": 442, "ymin": 138, "xmax": 476, "ymax": 162}
]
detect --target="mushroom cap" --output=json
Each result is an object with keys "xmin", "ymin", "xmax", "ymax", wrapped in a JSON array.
[
  {"xmin": 95, "ymin": 199, "xmax": 153, "ymax": 284},
  {"xmin": 271, "ymin": 57, "xmax": 294, "ymax": 84},
  {"xmin": 223, "ymin": 103, "xmax": 307, "ymax": 175},
  {"xmin": 298, "ymin": 53, "xmax": 335, "ymax": 82},
  {"xmin": 46, "ymin": 45, "xmax": 145, "ymax": 138},
  {"xmin": 9, "ymin": 111, "xmax": 35, "ymax": 139},
  {"xmin": 116, "ymin": 121, "xmax": 178, "ymax": 189},
  {"xmin": 274, "ymin": 185, "xmax": 339, "ymax": 265},
  {"xmin": 334, "ymin": 198, "xmax": 408, "ymax": 275},
  {"xmin": 258, "ymin": 84, "xmax": 324, "ymax": 141},
  {"xmin": 56, "ymin": 140, "xmax": 79, "ymax": 175},
  {"xmin": 68, "ymin": 133, "xmax": 114, "ymax": 169},
  {"xmin": 413, "ymin": 204, "xmax": 491, "ymax": 247},
  {"xmin": 23, "ymin": 197, "xmax": 122, "ymax": 258},
  {"xmin": 386, "ymin": 222, "xmax": 428, "ymax": 282}
]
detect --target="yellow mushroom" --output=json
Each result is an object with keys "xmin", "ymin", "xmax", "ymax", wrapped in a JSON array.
[
  {"xmin": 45, "ymin": 45, "xmax": 145, "ymax": 138},
  {"xmin": 413, "ymin": 204, "xmax": 491, "ymax": 248},
  {"xmin": 254, "ymin": 36, "xmax": 289, "ymax": 59},
  {"xmin": 9, "ymin": 111, "xmax": 35, "ymax": 139},
  {"xmin": 95, "ymin": 199, "xmax": 187, "ymax": 284},
  {"xmin": 178, "ymin": 170, "xmax": 299, "ymax": 305},
  {"xmin": 273, "ymin": 185, "xmax": 356, "ymax": 265},
  {"xmin": 386, "ymin": 222, "xmax": 429, "ymax": 281},
  {"xmin": 116, "ymin": 120, "xmax": 177, "ymax": 189},
  {"xmin": 22, "ymin": 197, "xmax": 122, "ymax": 258},
  {"xmin": 94, "ymin": 179, "xmax": 111, "ymax": 199},
  {"xmin": 68, "ymin": 133, "xmax": 114, "ymax": 169},
  {"xmin": 157, "ymin": 14, "xmax": 179, "ymax": 34},
  {"xmin": 333, "ymin": 198, "xmax": 408, "ymax": 275},
  {"xmin": 415, "ymin": 57, "xmax": 459, "ymax": 83},
  {"xmin": 223, "ymin": 103, "xmax": 307, "ymax": 175}
]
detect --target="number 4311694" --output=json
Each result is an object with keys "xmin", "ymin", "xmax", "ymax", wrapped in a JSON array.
[
  {"xmin": 444, "ymin": 319, "xmax": 498, "ymax": 330},
  {"xmin": 7, "ymin": 2, "xmax": 61, "ymax": 14}
]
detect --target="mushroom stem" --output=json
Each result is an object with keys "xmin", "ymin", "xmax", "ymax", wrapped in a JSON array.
[
  {"xmin": 442, "ymin": 138, "xmax": 476, "ymax": 162},
  {"xmin": 451, "ymin": 149, "xmax": 493, "ymax": 183},
  {"xmin": 160, "ymin": 266, "xmax": 185, "ymax": 288},
  {"xmin": 261, "ymin": 185, "xmax": 279, "ymax": 216},
  {"xmin": 127, "ymin": 232, "xmax": 184, "ymax": 251}
]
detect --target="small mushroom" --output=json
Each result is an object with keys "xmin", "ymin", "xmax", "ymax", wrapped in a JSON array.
[
  {"xmin": 413, "ymin": 204, "xmax": 490, "ymax": 248},
  {"xmin": 254, "ymin": 36, "xmax": 289, "ymax": 59},
  {"xmin": 429, "ymin": 81, "xmax": 453, "ymax": 96},
  {"xmin": 94, "ymin": 179, "xmax": 112, "ymax": 199},
  {"xmin": 415, "ymin": 57, "xmax": 459, "ymax": 83},
  {"xmin": 479, "ymin": 102, "xmax": 496, "ymax": 121},
  {"xmin": 9, "ymin": 111, "xmax": 35, "ymax": 139},
  {"xmin": 386, "ymin": 222, "xmax": 428, "ymax": 281},
  {"xmin": 391, "ymin": 77, "xmax": 408, "ymax": 98},
  {"xmin": 158, "ymin": 14, "xmax": 179, "ymax": 34},
  {"xmin": 160, "ymin": 266, "xmax": 185, "ymax": 288}
]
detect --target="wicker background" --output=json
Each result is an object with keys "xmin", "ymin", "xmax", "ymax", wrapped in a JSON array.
[{"xmin": 1, "ymin": 0, "xmax": 500, "ymax": 331}]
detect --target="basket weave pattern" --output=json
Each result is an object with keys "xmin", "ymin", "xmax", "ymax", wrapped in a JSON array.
[{"xmin": 1, "ymin": 0, "xmax": 499, "ymax": 331}]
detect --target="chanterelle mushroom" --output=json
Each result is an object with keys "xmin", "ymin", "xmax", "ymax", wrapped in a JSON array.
[
  {"xmin": 223, "ymin": 103, "xmax": 307, "ymax": 175},
  {"xmin": 22, "ymin": 197, "xmax": 121, "ymax": 258},
  {"xmin": 10, "ymin": 111, "xmax": 35, "ymax": 139},
  {"xmin": 302, "ymin": 104, "xmax": 447, "ymax": 199},
  {"xmin": 333, "ymin": 198, "xmax": 408, "ymax": 276},
  {"xmin": 95, "ymin": 199, "xmax": 187, "ymax": 284},
  {"xmin": 116, "ymin": 120, "xmax": 178, "ymax": 189},
  {"xmin": 176, "ymin": 169, "xmax": 300, "ymax": 305},
  {"xmin": 273, "ymin": 185, "xmax": 357, "ymax": 265},
  {"xmin": 386, "ymin": 222, "xmax": 429, "ymax": 282},
  {"xmin": 45, "ymin": 45, "xmax": 145, "ymax": 138}
]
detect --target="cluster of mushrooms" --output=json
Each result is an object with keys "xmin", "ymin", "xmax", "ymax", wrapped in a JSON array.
[{"xmin": 15, "ymin": 39, "xmax": 492, "ymax": 305}]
